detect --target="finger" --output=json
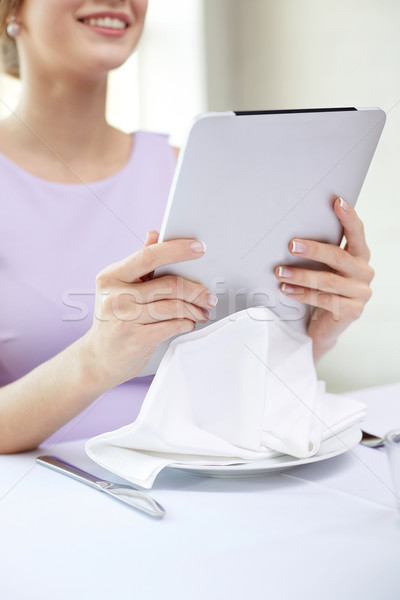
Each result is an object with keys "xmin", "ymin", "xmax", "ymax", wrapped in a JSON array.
[
  {"xmin": 120, "ymin": 318, "xmax": 197, "ymax": 378},
  {"xmin": 279, "ymin": 285, "xmax": 365, "ymax": 322},
  {"xmin": 333, "ymin": 197, "xmax": 370, "ymax": 260},
  {"xmin": 112, "ymin": 297, "xmax": 210, "ymax": 324},
  {"xmin": 139, "ymin": 318, "xmax": 196, "ymax": 347},
  {"xmin": 130, "ymin": 275, "xmax": 218, "ymax": 309},
  {"xmin": 289, "ymin": 237, "xmax": 374, "ymax": 280},
  {"xmin": 144, "ymin": 230, "xmax": 160, "ymax": 246},
  {"xmin": 100, "ymin": 239, "xmax": 206, "ymax": 285},
  {"xmin": 141, "ymin": 230, "xmax": 160, "ymax": 282},
  {"xmin": 275, "ymin": 266, "xmax": 372, "ymax": 301}
]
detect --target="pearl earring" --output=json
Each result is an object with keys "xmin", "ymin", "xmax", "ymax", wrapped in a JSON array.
[{"xmin": 6, "ymin": 16, "xmax": 20, "ymax": 39}]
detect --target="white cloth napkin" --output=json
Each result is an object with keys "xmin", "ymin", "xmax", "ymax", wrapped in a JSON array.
[{"xmin": 86, "ymin": 307, "xmax": 366, "ymax": 488}]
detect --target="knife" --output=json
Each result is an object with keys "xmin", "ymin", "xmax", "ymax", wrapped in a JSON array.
[{"xmin": 36, "ymin": 455, "xmax": 165, "ymax": 519}]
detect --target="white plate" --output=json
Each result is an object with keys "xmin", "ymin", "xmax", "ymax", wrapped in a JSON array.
[{"xmin": 169, "ymin": 427, "xmax": 362, "ymax": 478}]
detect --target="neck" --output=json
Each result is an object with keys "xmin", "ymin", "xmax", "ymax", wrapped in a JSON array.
[{"xmin": 10, "ymin": 71, "xmax": 111, "ymax": 163}]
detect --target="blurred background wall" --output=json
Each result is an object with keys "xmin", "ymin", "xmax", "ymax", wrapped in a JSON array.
[
  {"xmin": 0, "ymin": 0, "xmax": 398, "ymax": 391},
  {"xmin": 201, "ymin": 0, "xmax": 400, "ymax": 392}
]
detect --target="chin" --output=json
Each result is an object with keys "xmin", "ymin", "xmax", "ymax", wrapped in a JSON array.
[{"xmin": 87, "ymin": 50, "xmax": 134, "ymax": 74}]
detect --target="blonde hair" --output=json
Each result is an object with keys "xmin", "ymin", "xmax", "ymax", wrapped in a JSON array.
[{"xmin": 0, "ymin": 0, "xmax": 21, "ymax": 78}]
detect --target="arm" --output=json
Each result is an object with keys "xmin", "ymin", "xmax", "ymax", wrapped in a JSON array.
[
  {"xmin": 0, "ymin": 234, "xmax": 214, "ymax": 454},
  {"xmin": 275, "ymin": 197, "xmax": 374, "ymax": 362}
]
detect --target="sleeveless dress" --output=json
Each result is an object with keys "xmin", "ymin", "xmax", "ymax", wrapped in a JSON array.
[{"xmin": 0, "ymin": 131, "xmax": 176, "ymax": 444}]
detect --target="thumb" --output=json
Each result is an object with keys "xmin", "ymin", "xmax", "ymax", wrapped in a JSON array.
[{"xmin": 144, "ymin": 230, "xmax": 160, "ymax": 247}]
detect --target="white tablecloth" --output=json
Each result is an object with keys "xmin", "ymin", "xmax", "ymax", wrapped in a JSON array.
[{"xmin": 1, "ymin": 383, "xmax": 399, "ymax": 600}]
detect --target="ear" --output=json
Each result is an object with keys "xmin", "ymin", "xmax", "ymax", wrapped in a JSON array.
[{"xmin": 7, "ymin": 0, "xmax": 22, "ymax": 21}]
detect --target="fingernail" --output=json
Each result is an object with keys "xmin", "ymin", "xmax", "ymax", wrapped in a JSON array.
[
  {"xmin": 190, "ymin": 241, "xmax": 206, "ymax": 253},
  {"xmin": 339, "ymin": 197, "xmax": 350, "ymax": 211},
  {"xmin": 281, "ymin": 283, "xmax": 303, "ymax": 294},
  {"xmin": 277, "ymin": 266, "xmax": 292, "ymax": 278},
  {"xmin": 291, "ymin": 240, "xmax": 306, "ymax": 254},
  {"xmin": 203, "ymin": 309, "xmax": 211, "ymax": 319},
  {"xmin": 281, "ymin": 283, "xmax": 295, "ymax": 293},
  {"xmin": 207, "ymin": 294, "xmax": 218, "ymax": 307}
]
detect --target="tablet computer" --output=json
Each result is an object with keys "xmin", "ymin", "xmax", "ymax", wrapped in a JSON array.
[{"xmin": 141, "ymin": 107, "xmax": 385, "ymax": 375}]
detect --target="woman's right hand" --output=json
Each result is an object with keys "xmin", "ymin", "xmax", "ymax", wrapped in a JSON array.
[{"xmin": 83, "ymin": 233, "xmax": 215, "ymax": 387}]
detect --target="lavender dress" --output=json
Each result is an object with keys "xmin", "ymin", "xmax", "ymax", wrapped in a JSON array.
[{"xmin": 0, "ymin": 132, "xmax": 176, "ymax": 444}]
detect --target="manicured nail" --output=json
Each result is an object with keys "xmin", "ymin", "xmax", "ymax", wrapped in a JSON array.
[
  {"xmin": 339, "ymin": 197, "xmax": 350, "ymax": 211},
  {"xmin": 281, "ymin": 283, "xmax": 295, "ymax": 293},
  {"xmin": 277, "ymin": 266, "xmax": 292, "ymax": 278},
  {"xmin": 291, "ymin": 240, "xmax": 306, "ymax": 254},
  {"xmin": 203, "ymin": 309, "xmax": 211, "ymax": 319},
  {"xmin": 207, "ymin": 294, "xmax": 218, "ymax": 307},
  {"xmin": 190, "ymin": 241, "xmax": 206, "ymax": 253},
  {"xmin": 281, "ymin": 283, "xmax": 303, "ymax": 294}
]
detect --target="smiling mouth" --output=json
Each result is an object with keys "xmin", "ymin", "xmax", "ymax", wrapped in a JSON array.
[{"xmin": 78, "ymin": 17, "xmax": 128, "ymax": 30}]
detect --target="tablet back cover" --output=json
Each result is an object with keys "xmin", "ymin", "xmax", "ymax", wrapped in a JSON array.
[{"xmin": 142, "ymin": 108, "xmax": 385, "ymax": 375}]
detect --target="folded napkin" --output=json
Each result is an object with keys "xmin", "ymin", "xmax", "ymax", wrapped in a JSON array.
[{"xmin": 86, "ymin": 307, "xmax": 366, "ymax": 488}]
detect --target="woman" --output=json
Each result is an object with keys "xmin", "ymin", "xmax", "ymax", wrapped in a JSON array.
[{"xmin": 0, "ymin": 0, "xmax": 374, "ymax": 454}]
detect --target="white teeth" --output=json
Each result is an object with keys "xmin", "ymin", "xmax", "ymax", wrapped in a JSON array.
[{"xmin": 83, "ymin": 17, "xmax": 127, "ymax": 29}]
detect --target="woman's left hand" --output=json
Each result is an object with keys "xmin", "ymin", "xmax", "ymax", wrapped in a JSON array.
[{"xmin": 275, "ymin": 197, "xmax": 374, "ymax": 362}]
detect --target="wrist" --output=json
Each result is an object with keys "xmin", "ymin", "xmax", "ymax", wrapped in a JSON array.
[{"xmin": 74, "ymin": 331, "xmax": 115, "ymax": 396}]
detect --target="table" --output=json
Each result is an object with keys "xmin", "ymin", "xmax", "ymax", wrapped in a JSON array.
[{"xmin": 1, "ymin": 383, "xmax": 399, "ymax": 600}]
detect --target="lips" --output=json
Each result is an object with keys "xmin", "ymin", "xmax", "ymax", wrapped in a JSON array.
[
  {"xmin": 77, "ymin": 12, "xmax": 131, "ymax": 35},
  {"xmin": 82, "ymin": 16, "xmax": 127, "ymax": 29}
]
